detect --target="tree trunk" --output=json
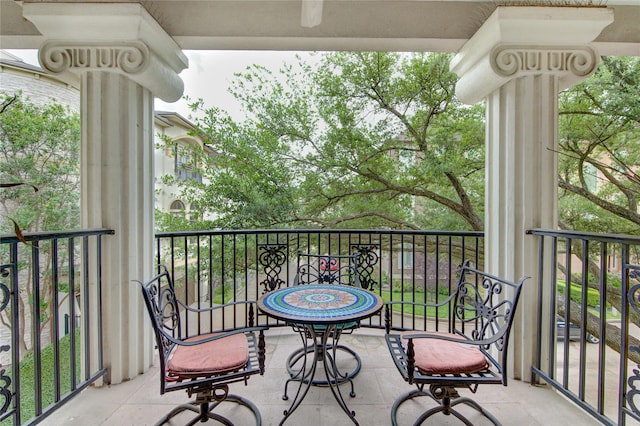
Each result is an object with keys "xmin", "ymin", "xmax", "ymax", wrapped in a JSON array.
[
  {"xmin": 557, "ymin": 260, "xmax": 640, "ymax": 328},
  {"xmin": 558, "ymin": 296, "xmax": 640, "ymax": 364}
]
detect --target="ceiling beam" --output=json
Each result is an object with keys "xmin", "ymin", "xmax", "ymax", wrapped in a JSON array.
[{"xmin": 301, "ymin": 0, "xmax": 323, "ymax": 28}]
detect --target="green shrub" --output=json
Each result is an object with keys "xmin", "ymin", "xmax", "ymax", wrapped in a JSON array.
[
  {"xmin": 556, "ymin": 281, "xmax": 601, "ymax": 307},
  {"xmin": 1, "ymin": 330, "xmax": 81, "ymax": 425}
]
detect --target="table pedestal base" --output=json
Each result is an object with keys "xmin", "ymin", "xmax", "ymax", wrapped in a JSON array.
[
  {"xmin": 279, "ymin": 324, "xmax": 359, "ymax": 425},
  {"xmin": 285, "ymin": 327, "xmax": 362, "ymax": 389}
]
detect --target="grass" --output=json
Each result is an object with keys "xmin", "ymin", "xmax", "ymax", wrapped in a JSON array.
[
  {"xmin": 1, "ymin": 330, "xmax": 80, "ymax": 425},
  {"xmin": 212, "ymin": 284, "xmax": 236, "ymax": 304},
  {"xmin": 381, "ymin": 290, "xmax": 453, "ymax": 318}
]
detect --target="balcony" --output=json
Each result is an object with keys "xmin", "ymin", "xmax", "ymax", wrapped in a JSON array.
[{"xmin": 2, "ymin": 229, "xmax": 640, "ymax": 425}]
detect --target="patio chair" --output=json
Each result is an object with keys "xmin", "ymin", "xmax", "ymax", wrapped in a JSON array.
[
  {"xmin": 285, "ymin": 250, "xmax": 363, "ymax": 395},
  {"xmin": 136, "ymin": 266, "xmax": 267, "ymax": 425},
  {"xmin": 384, "ymin": 260, "xmax": 527, "ymax": 425}
]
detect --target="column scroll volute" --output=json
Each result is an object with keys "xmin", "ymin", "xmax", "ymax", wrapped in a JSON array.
[{"xmin": 39, "ymin": 40, "xmax": 183, "ymax": 102}]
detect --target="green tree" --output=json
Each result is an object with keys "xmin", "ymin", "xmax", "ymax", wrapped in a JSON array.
[
  {"xmin": 1, "ymin": 92, "xmax": 80, "ymax": 232},
  {"xmin": 556, "ymin": 56, "xmax": 640, "ymax": 353},
  {"xmin": 162, "ymin": 53, "xmax": 640, "ymax": 355},
  {"xmin": 558, "ymin": 56, "xmax": 640, "ymax": 234},
  {"xmin": 0, "ymin": 91, "xmax": 80, "ymax": 353},
  {"xmin": 156, "ymin": 117, "xmax": 296, "ymax": 230},
  {"xmin": 167, "ymin": 53, "xmax": 639, "ymax": 236},
  {"xmin": 178, "ymin": 52, "xmax": 486, "ymax": 230}
]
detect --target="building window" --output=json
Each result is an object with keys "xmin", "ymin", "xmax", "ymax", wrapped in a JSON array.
[
  {"xmin": 583, "ymin": 163, "xmax": 598, "ymax": 192},
  {"xmin": 170, "ymin": 200, "xmax": 186, "ymax": 218},
  {"xmin": 398, "ymin": 244, "xmax": 413, "ymax": 270},
  {"xmin": 188, "ymin": 203, "xmax": 201, "ymax": 222},
  {"xmin": 175, "ymin": 146, "xmax": 203, "ymax": 183}
]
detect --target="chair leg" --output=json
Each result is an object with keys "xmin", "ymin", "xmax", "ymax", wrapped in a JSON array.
[
  {"xmin": 449, "ymin": 396, "xmax": 501, "ymax": 425},
  {"xmin": 225, "ymin": 394, "xmax": 263, "ymax": 425},
  {"xmin": 156, "ymin": 402, "xmax": 230, "ymax": 426},
  {"xmin": 414, "ymin": 402, "xmax": 476, "ymax": 426},
  {"xmin": 155, "ymin": 393, "xmax": 262, "ymax": 425},
  {"xmin": 390, "ymin": 389, "xmax": 430, "ymax": 426},
  {"xmin": 390, "ymin": 387, "xmax": 501, "ymax": 426},
  {"xmin": 156, "ymin": 401, "xmax": 198, "ymax": 425}
]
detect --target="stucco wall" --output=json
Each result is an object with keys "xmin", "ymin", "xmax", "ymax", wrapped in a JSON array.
[{"xmin": 0, "ymin": 62, "xmax": 79, "ymax": 113}]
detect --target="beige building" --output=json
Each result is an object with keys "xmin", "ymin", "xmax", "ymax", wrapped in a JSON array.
[
  {"xmin": 0, "ymin": 50, "xmax": 79, "ymax": 111},
  {"xmin": 1, "ymin": 50, "xmax": 207, "ymax": 220},
  {"xmin": 154, "ymin": 110, "xmax": 215, "ymax": 221}
]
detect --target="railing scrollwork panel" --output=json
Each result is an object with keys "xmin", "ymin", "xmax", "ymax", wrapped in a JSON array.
[
  {"xmin": 258, "ymin": 244, "xmax": 288, "ymax": 294},
  {"xmin": 0, "ymin": 263, "xmax": 15, "ymax": 422},
  {"xmin": 350, "ymin": 244, "xmax": 380, "ymax": 291},
  {"xmin": 626, "ymin": 280, "xmax": 640, "ymax": 421}
]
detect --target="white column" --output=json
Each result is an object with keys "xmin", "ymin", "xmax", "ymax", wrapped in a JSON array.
[
  {"xmin": 24, "ymin": 3, "xmax": 188, "ymax": 384},
  {"xmin": 450, "ymin": 7, "xmax": 613, "ymax": 381},
  {"xmin": 484, "ymin": 72, "xmax": 561, "ymax": 380},
  {"xmin": 80, "ymin": 70, "xmax": 156, "ymax": 383}
]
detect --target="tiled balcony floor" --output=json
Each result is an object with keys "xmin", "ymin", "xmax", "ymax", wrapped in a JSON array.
[{"xmin": 42, "ymin": 328, "xmax": 599, "ymax": 426}]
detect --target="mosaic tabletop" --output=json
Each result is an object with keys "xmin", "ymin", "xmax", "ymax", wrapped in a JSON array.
[{"xmin": 258, "ymin": 284, "xmax": 383, "ymax": 325}]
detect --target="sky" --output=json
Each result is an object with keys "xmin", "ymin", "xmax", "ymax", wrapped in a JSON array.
[
  {"xmin": 156, "ymin": 50, "xmax": 314, "ymax": 120},
  {"xmin": 6, "ymin": 49, "xmax": 313, "ymax": 121}
]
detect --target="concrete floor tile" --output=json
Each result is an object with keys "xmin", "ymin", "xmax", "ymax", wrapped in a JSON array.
[{"xmin": 40, "ymin": 331, "xmax": 604, "ymax": 426}]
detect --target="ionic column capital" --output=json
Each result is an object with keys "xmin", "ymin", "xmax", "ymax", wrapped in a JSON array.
[
  {"xmin": 451, "ymin": 6, "xmax": 614, "ymax": 104},
  {"xmin": 490, "ymin": 45, "xmax": 598, "ymax": 79},
  {"xmin": 38, "ymin": 40, "xmax": 184, "ymax": 102},
  {"xmin": 40, "ymin": 42, "xmax": 150, "ymax": 74},
  {"xmin": 23, "ymin": 3, "xmax": 187, "ymax": 102}
]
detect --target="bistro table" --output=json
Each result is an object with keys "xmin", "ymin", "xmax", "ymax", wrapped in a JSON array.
[{"xmin": 258, "ymin": 284, "xmax": 383, "ymax": 425}]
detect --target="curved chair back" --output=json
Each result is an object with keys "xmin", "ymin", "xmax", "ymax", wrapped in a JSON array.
[
  {"xmin": 137, "ymin": 266, "xmax": 181, "ymax": 394},
  {"xmin": 293, "ymin": 250, "xmax": 360, "ymax": 287},
  {"xmin": 450, "ymin": 260, "xmax": 525, "ymax": 385}
]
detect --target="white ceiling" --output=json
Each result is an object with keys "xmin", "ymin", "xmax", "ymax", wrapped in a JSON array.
[{"xmin": 2, "ymin": 1, "xmax": 639, "ymax": 55}]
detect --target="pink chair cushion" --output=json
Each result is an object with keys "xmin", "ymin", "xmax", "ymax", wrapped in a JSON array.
[
  {"xmin": 167, "ymin": 332, "xmax": 249, "ymax": 379},
  {"xmin": 401, "ymin": 331, "xmax": 489, "ymax": 375}
]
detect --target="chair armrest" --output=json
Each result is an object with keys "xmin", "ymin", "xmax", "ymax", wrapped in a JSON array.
[
  {"xmin": 175, "ymin": 299, "xmax": 258, "ymax": 314},
  {"xmin": 157, "ymin": 325, "xmax": 268, "ymax": 348},
  {"xmin": 400, "ymin": 331, "xmax": 497, "ymax": 348}
]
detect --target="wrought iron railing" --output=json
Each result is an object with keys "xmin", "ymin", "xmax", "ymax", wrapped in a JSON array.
[
  {"xmin": 154, "ymin": 229, "xmax": 484, "ymax": 333},
  {"xmin": 529, "ymin": 229, "xmax": 640, "ymax": 426},
  {"xmin": 0, "ymin": 227, "xmax": 482, "ymax": 425},
  {"xmin": 0, "ymin": 229, "xmax": 112, "ymax": 426},
  {"xmin": 10, "ymin": 226, "xmax": 640, "ymax": 425}
]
